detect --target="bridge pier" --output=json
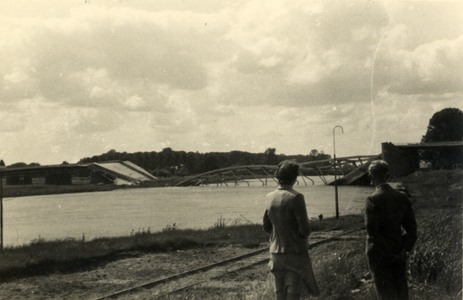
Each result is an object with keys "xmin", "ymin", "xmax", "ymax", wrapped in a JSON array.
[{"xmin": 382, "ymin": 143, "xmax": 420, "ymax": 178}]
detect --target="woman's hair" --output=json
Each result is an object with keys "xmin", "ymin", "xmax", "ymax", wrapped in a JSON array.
[{"xmin": 275, "ymin": 160, "xmax": 299, "ymax": 185}]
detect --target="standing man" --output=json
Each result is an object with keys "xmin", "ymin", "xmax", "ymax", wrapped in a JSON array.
[{"xmin": 365, "ymin": 160, "xmax": 417, "ymax": 300}]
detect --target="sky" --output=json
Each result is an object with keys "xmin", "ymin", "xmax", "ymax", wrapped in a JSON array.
[{"xmin": 0, "ymin": 0, "xmax": 462, "ymax": 166}]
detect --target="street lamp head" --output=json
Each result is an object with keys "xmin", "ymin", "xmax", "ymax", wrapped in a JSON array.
[
  {"xmin": 333, "ymin": 125, "xmax": 344, "ymax": 134},
  {"xmin": 0, "ymin": 160, "xmax": 5, "ymax": 177},
  {"xmin": 333, "ymin": 126, "xmax": 344, "ymax": 157}
]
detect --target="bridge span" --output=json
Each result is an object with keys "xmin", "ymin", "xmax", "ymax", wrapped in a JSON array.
[{"xmin": 175, "ymin": 154, "xmax": 380, "ymax": 187}]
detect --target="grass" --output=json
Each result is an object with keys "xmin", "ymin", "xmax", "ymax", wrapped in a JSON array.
[
  {"xmin": 401, "ymin": 170, "xmax": 462, "ymax": 295},
  {"xmin": 0, "ymin": 223, "xmax": 269, "ymax": 282},
  {"xmin": 408, "ymin": 211, "xmax": 461, "ymax": 290},
  {"xmin": 0, "ymin": 214, "xmax": 357, "ymax": 283},
  {"xmin": 3, "ymin": 184, "xmax": 118, "ymax": 198}
]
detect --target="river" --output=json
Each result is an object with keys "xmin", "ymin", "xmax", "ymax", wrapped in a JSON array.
[{"xmin": 3, "ymin": 177, "xmax": 374, "ymax": 247}]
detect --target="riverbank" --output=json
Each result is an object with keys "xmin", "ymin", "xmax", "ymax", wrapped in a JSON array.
[
  {"xmin": 2, "ymin": 180, "xmax": 175, "ymax": 198},
  {"xmin": 0, "ymin": 169, "xmax": 461, "ymax": 299},
  {"xmin": 1, "ymin": 173, "xmax": 330, "ymax": 199},
  {"xmin": 1, "ymin": 175, "xmax": 258, "ymax": 198}
]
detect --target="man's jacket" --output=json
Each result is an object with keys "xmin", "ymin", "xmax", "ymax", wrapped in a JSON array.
[{"xmin": 365, "ymin": 183, "xmax": 417, "ymax": 262}]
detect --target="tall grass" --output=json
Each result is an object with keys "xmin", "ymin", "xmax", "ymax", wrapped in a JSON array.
[
  {"xmin": 402, "ymin": 170, "xmax": 462, "ymax": 294},
  {"xmin": 408, "ymin": 210, "xmax": 462, "ymax": 293},
  {"xmin": 162, "ymin": 239, "xmax": 374, "ymax": 300}
]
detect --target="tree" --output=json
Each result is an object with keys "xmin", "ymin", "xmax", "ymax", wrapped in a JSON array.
[
  {"xmin": 161, "ymin": 148, "xmax": 173, "ymax": 167},
  {"xmin": 154, "ymin": 167, "xmax": 172, "ymax": 178},
  {"xmin": 202, "ymin": 154, "xmax": 220, "ymax": 172},
  {"xmin": 264, "ymin": 148, "xmax": 276, "ymax": 165},
  {"xmin": 9, "ymin": 162, "xmax": 27, "ymax": 168},
  {"xmin": 420, "ymin": 107, "xmax": 463, "ymax": 169}
]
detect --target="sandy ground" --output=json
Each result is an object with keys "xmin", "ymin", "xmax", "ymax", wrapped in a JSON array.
[{"xmin": 0, "ymin": 245, "xmax": 259, "ymax": 300}]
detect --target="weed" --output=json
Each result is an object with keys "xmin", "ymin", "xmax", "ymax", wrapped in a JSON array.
[
  {"xmin": 162, "ymin": 224, "xmax": 177, "ymax": 232},
  {"xmin": 312, "ymin": 240, "xmax": 368, "ymax": 297},
  {"xmin": 210, "ymin": 216, "xmax": 227, "ymax": 229}
]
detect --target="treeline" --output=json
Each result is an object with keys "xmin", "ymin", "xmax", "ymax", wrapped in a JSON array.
[{"xmin": 78, "ymin": 148, "xmax": 331, "ymax": 178}]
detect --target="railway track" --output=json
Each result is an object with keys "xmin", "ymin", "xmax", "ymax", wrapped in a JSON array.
[{"xmin": 95, "ymin": 224, "xmax": 365, "ymax": 300}]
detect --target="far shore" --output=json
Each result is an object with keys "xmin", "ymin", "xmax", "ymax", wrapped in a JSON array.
[
  {"xmin": 2, "ymin": 173, "xmax": 331, "ymax": 198},
  {"xmin": 2, "ymin": 177, "xmax": 184, "ymax": 198}
]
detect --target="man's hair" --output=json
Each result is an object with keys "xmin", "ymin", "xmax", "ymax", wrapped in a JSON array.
[
  {"xmin": 275, "ymin": 160, "xmax": 299, "ymax": 185},
  {"xmin": 368, "ymin": 160, "xmax": 389, "ymax": 177}
]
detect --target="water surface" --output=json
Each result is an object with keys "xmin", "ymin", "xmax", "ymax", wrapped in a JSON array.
[{"xmin": 3, "ymin": 177, "xmax": 373, "ymax": 247}]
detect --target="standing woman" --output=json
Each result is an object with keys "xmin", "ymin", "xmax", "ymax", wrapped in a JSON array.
[{"xmin": 263, "ymin": 161, "xmax": 320, "ymax": 300}]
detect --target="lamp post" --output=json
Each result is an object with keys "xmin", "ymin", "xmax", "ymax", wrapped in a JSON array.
[
  {"xmin": 333, "ymin": 126, "xmax": 343, "ymax": 219},
  {"xmin": 0, "ymin": 160, "xmax": 5, "ymax": 250}
]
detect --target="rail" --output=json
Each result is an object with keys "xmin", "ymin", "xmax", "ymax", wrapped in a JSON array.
[{"xmin": 94, "ymin": 223, "xmax": 365, "ymax": 299}]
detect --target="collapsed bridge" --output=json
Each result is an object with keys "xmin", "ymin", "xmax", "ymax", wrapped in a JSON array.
[{"xmin": 175, "ymin": 155, "xmax": 381, "ymax": 187}]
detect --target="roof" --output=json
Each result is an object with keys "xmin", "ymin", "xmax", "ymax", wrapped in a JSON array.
[
  {"xmin": 93, "ymin": 161, "xmax": 157, "ymax": 182},
  {"xmin": 386, "ymin": 141, "xmax": 463, "ymax": 148},
  {"xmin": 5, "ymin": 160, "xmax": 157, "ymax": 184}
]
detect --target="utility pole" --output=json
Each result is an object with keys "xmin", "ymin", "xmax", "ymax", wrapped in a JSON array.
[
  {"xmin": 333, "ymin": 126, "xmax": 343, "ymax": 219},
  {"xmin": 0, "ymin": 160, "xmax": 5, "ymax": 250}
]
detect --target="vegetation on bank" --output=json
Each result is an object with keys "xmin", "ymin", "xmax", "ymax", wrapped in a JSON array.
[
  {"xmin": 397, "ymin": 170, "xmax": 462, "ymax": 294},
  {"xmin": 2, "ymin": 184, "xmax": 118, "ymax": 198},
  {"xmin": 0, "ymin": 215, "xmax": 356, "ymax": 283},
  {"xmin": 0, "ymin": 170, "xmax": 461, "ymax": 299}
]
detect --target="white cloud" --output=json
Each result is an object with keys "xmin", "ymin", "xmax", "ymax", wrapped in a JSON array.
[
  {"xmin": 387, "ymin": 35, "xmax": 463, "ymax": 95},
  {"xmin": 122, "ymin": 95, "xmax": 145, "ymax": 110},
  {"xmin": 4, "ymin": 67, "xmax": 29, "ymax": 84}
]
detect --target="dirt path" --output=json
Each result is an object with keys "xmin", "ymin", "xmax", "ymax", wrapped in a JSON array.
[{"xmin": 0, "ymin": 245, "xmax": 259, "ymax": 300}]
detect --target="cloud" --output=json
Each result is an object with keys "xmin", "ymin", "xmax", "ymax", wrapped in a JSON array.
[
  {"xmin": 386, "ymin": 35, "xmax": 463, "ymax": 95},
  {"xmin": 0, "ymin": 111, "xmax": 25, "ymax": 132},
  {"xmin": 68, "ymin": 108, "xmax": 123, "ymax": 133},
  {"xmin": 2, "ymin": 0, "xmax": 459, "ymax": 113},
  {"xmin": 0, "ymin": 4, "xmax": 216, "ymax": 108},
  {"xmin": 0, "ymin": 0, "xmax": 462, "ymax": 164},
  {"xmin": 215, "ymin": 1, "xmax": 392, "ymax": 106}
]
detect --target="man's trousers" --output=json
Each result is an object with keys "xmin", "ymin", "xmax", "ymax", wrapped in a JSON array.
[{"xmin": 368, "ymin": 257, "xmax": 409, "ymax": 300}]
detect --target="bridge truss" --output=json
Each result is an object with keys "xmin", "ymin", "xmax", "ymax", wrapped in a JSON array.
[{"xmin": 175, "ymin": 155, "xmax": 381, "ymax": 187}]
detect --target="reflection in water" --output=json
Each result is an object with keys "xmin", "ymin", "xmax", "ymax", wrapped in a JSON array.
[{"xmin": 3, "ymin": 177, "xmax": 373, "ymax": 246}]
